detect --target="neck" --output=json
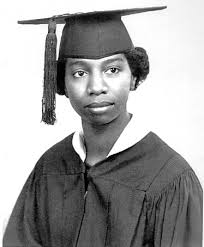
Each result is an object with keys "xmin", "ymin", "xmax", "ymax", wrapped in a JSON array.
[{"xmin": 82, "ymin": 112, "xmax": 131, "ymax": 166}]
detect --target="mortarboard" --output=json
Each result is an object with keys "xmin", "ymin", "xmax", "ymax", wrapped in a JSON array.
[{"xmin": 18, "ymin": 6, "xmax": 167, "ymax": 125}]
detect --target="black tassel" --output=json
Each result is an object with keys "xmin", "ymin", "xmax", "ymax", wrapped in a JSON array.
[{"xmin": 42, "ymin": 19, "xmax": 57, "ymax": 125}]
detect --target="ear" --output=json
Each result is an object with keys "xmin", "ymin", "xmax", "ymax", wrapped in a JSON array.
[{"xmin": 130, "ymin": 76, "xmax": 137, "ymax": 91}]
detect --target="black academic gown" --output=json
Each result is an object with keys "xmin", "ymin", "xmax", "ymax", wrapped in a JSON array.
[{"xmin": 3, "ymin": 132, "xmax": 203, "ymax": 247}]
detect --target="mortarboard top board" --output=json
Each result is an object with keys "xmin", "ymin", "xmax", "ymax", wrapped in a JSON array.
[
  {"xmin": 18, "ymin": 6, "xmax": 167, "ymax": 24},
  {"xmin": 18, "ymin": 6, "xmax": 167, "ymax": 125}
]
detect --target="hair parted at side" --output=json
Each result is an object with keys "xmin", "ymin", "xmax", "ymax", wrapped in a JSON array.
[{"xmin": 56, "ymin": 47, "xmax": 149, "ymax": 95}]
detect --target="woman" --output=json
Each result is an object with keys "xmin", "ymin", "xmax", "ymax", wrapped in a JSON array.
[{"xmin": 3, "ymin": 7, "xmax": 202, "ymax": 247}]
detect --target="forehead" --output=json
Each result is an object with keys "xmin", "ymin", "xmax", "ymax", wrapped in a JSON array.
[{"xmin": 66, "ymin": 53, "xmax": 128, "ymax": 67}]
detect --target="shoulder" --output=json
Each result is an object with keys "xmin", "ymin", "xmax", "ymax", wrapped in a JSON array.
[
  {"xmin": 31, "ymin": 133, "xmax": 83, "ymax": 179},
  {"xmin": 144, "ymin": 132, "xmax": 199, "ymax": 197},
  {"xmin": 39, "ymin": 133, "xmax": 74, "ymax": 164}
]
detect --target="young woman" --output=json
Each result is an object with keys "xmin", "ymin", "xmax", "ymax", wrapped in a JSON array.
[{"xmin": 3, "ymin": 7, "xmax": 202, "ymax": 247}]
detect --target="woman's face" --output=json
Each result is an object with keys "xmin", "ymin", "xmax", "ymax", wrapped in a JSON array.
[{"xmin": 64, "ymin": 53, "xmax": 136, "ymax": 126}]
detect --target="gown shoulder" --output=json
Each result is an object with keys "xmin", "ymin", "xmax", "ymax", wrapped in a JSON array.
[
  {"xmin": 140, "ymin": 133, "xmax": 203, "ymax": 247},
  {"xmin": 32, "ymin": 132, "xmax": 83, "ymax": 178}
]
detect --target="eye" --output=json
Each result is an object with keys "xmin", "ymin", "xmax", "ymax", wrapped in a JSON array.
[
  {"xmin": 73, "ymin": 70, "xmax": 87, "ymax": 78},
  {"xmin": 105, "ymin": 67, "xmax": 120, "ymax": 75}
]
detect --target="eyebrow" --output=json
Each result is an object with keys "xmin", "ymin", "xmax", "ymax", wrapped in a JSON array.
[
  {"xmin": 67, "ymin": 60, "xmax": 87, "ymax": 67},
  {"xmin": 102, "ymin": 57, "xmax": 125, "ymax": 65},
  {"xmin": 67, "ymin": 57, "xmax": 125, "ymax": 67}
]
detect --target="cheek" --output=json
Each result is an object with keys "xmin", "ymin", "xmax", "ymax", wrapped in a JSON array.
[
  {"xmin": 110, "ymin": 76, "xmax": 132, "ymax": 101},
  {"xmin": 118, "ymin": 89, "xmax": 130, "ymax": 106},
  {"xmin": 65, "ymin": 72, "xmax": 87, "ymax": 114},
  {"xmin": 67, "ymin": 93, "xmax": 84, "ymax": 116},
  {"xmin": 65, "ymin": 76, "xmax": 84, "ymax": 97},
  {"xmin": 67, "ymin": 88, "xmax": 83, "ymax": 108}
]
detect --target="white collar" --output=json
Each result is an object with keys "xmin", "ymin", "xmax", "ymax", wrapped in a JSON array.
[{"xmin": 72, "ymin": 114, "xmax": 149, "ymax": 162}]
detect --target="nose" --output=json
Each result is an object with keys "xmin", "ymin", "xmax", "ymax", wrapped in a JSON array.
[{"xmin": 87, "ymin": 71, "xmax": 108, "ymax": 95}]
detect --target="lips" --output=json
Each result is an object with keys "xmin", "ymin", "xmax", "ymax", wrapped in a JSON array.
[
  {"xmin": 86, "ymin": 101, "xmax": 114, "ymax": 108},
  {"xmin": 85, "ymin": 101, "xmax": 114, "ymax": 114}
]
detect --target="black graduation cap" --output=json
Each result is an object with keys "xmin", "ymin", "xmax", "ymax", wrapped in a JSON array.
[{"xmin": 18, "ymin": 6, "xmax": 167, "ymax": 125}]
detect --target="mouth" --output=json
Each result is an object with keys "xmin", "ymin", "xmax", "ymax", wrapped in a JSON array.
[
  {"xmin": 86, "ymin": 101, "xmax": 114, "ymax": 108},
  {"xmin": 85, "ymin": 101, "xmax": 114, "ymax": 113}
]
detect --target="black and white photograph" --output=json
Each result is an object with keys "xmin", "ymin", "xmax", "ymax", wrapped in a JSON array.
[{"xmin": 1, "ymin": 0, "xmax": 203, "ymax": 246}]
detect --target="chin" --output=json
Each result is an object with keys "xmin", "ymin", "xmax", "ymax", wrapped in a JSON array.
[
  {"xmin": 87, "ymin": 117, "xmax": 113, "ymax": 126},
  {"xmin": 84, "ymin": 113, "xmax": 121, "ymax": 126}
]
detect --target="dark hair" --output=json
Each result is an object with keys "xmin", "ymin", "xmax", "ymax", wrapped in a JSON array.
[
  {"xmin": 124, "ymin": 47, "xmax": 149, "ymax": 89},
  {"xmin": 57, "ymin": 60, "xmax": 66, "ymax": 95},
  {"xmin": 56, "ymin": 47, "xmax": 149, "ymax": 95}
]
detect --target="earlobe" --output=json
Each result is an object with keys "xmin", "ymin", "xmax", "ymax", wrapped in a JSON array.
[{"xmin": 130, "ymin": 76, "xmax": 137, "ymax": 91}]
